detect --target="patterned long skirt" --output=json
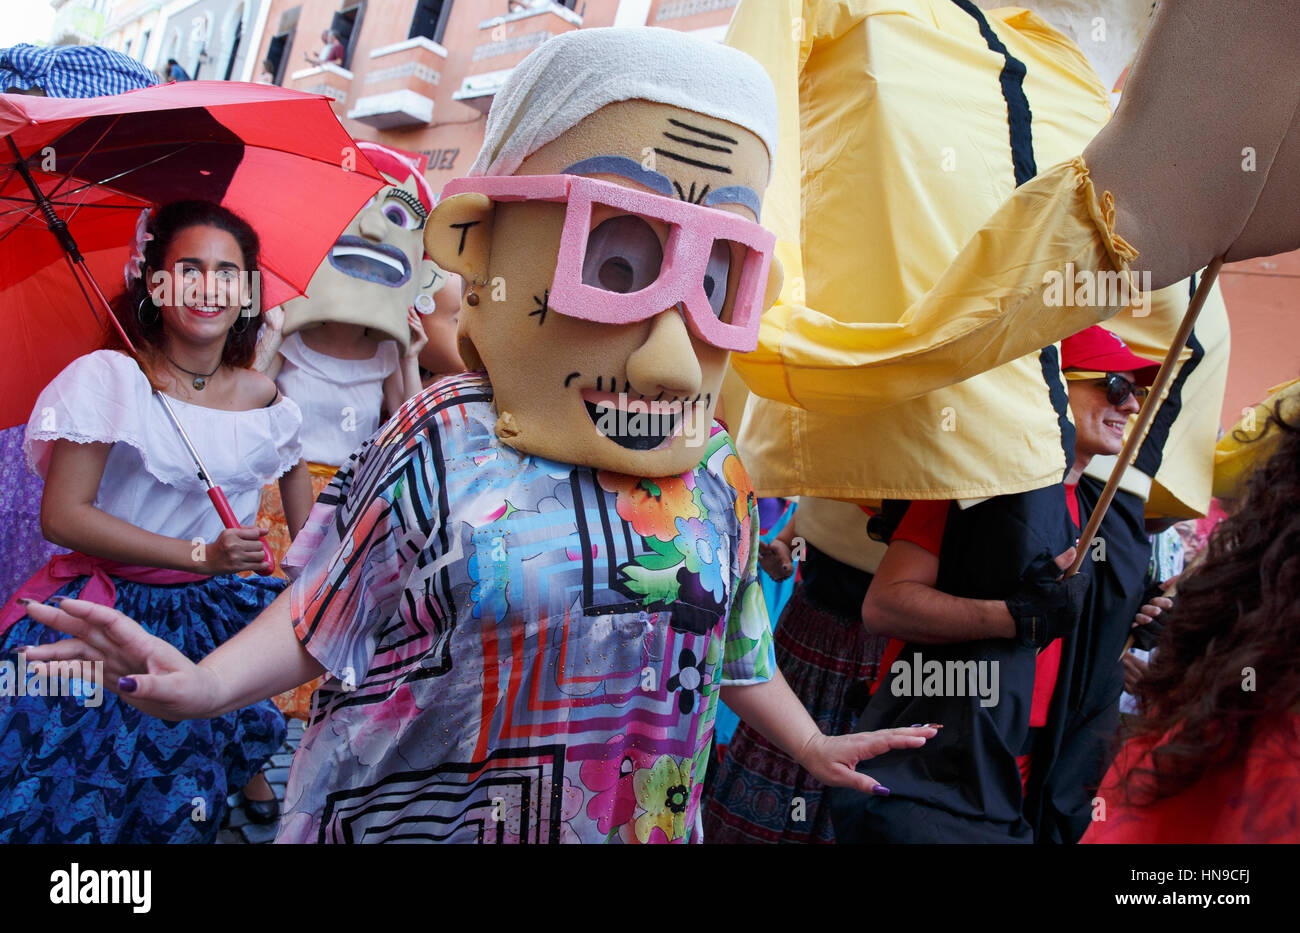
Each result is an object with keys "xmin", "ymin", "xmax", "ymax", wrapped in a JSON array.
[
  {"xmin": 0, "ymin": 573, "xmax": 287, "ymax": 843},
  {"xmin": 703, "ymin": 581, "xmax": 887, "ymax": 843}
]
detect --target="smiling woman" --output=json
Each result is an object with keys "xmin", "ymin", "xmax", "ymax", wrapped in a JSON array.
[{"xmin": 0, "ymin": 201, "xmax": 314, "ymax": 842}]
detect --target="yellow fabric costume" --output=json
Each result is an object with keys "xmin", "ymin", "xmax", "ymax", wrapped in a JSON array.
[
  {"xmin": 1212, "ymin": 378, "xmax": 1300, "ymax": 503},
  {"xmin": 726, "ymin": 0, "xmax": 1228, "ymax": 515}
]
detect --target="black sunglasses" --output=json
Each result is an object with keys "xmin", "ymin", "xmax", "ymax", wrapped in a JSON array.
[
  {"xmin": 1066, "ymin": 370, "xmax": 1148, "ymax": 406},
  {"xmin": 1099, "ymin": 373, "xmax": 1147, "ymax": 406}
]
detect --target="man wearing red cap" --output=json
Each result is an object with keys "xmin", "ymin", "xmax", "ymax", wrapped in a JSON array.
[
  {"xmin": 832, "ymin": 325, "xmax": 1163, "ymax": 843},
  {"xmin": 1060, "ymin": 326, "xmax": 1159, "ymax": 490}
]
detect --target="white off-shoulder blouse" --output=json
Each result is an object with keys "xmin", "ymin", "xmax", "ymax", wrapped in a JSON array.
[
  {"xmin": 274, "ymin": 331, "xmax": 399, "ymax": 467},
  {"xmin": 25, "ymin": 350, "xmax": 303, "ymax": 542}
]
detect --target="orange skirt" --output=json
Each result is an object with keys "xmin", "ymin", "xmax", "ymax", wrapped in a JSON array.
[{"xmin": 257, "ymin": 462, "xmax": 337, "ymax": 720}]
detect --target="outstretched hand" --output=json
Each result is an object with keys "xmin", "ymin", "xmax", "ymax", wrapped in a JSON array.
[
  {"xmin": 797, "ymin": 725, "xmax": 941, "ymax": 795},
  {"xmin": 16, "ymin": 597, "xmax": 219, "ymax": 721}
]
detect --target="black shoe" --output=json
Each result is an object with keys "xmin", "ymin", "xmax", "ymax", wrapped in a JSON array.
[{"xmin": 244, "ymin": 794, "xmax": 280, "ymax": 825}]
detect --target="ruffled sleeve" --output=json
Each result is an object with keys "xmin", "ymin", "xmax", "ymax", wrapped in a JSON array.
[
  {"xmin": 24, "ymin": 350, "xmax": 156, "ymax": 480},
  {"xmin": 24, "ymin": 349, "xmax": 303, "ymax": 492}
]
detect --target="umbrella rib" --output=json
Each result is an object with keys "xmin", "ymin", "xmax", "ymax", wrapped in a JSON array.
[
  {"xmin": 0, "ymin": 197, "xmax": 144, "ymax": 212},
  {"xmin": 41, "ymin": 114, "xmax": 125, "ymax": 203},
  {"xmin": 45, "ymin": 144, "xmax": 199, "ymax": 206},
  {"xmin": 63, "ymin": 251, "xmax": 106, "ymax": 329}
]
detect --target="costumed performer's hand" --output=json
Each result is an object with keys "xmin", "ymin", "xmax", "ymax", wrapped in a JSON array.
[
  {"xmin": 17, "ymin": 597, "xmax": 220, "ymax": 721},
  {"xmin": 203, "ymin": 526, "xmax": 272, "ymax": 575},
  {"xmin": 405, "ymin": 308, "xmax": 429, "ymax": 360},
  {"xmin": 758, "ymin": 537, "xmax": 795, "ymax": 581},
  {"xmin": 1135, "ymin": 578, "xmax": 1176, "ymax": 628},
  {"xmin": 1122, "ymin": 652, "xmax": 1150, "ymax": 695},
  {"xmin": 1005, "ymin": 547, "xmax": 1088, "ymax": 649},
  {"xmin": 252, "ymin": 305, "xmax": 286, "ymax": 374},
  {"xmin": 796, "ymin": 725, "xmax": 940, "ymax": 795}
]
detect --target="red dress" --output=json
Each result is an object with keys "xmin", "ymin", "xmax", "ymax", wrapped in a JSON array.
[{"xmin": 1081, "ymin": 712, "xmax": 1300, "ymax": 843}]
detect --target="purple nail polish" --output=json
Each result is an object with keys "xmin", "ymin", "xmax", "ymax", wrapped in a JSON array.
[
  {"xmin": 871, "ymin": 785, "xmax": 891, "ymax": 797},
  {"xmin": 49, "ymin": 595, "xmax": 71, "ymax": 604},
  {"xmin": 118, "ymin": 676, "xmax": 137, "ymax": 694},
  {"xmin": 16, "ymin": 597, "xmax": 32, "ymax": 607},
  {"xmin": 909, "ymin": 723, "xmax": 923, "ymax": 728}
]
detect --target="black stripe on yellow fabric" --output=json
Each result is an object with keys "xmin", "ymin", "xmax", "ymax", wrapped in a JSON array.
[
  {"xmin": 952, "ymin": 0, "xmax": 1038, "ymax": 185},
  {"xmin": 1134, "ymin": 274, "xmax": 1205, "ymax": 478},
  {"xmin": 953, "ymin": 0, "xmax": 1070, "ymax": 469},
  {"xmin": 1040, "ymin": 343, "xmax": 1076, "ymax": 475}
]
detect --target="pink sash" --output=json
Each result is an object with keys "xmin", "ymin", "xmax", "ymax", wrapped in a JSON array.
[{"xmin": 0, "ymin": 552, "xmax": 207, "ymax": 638}]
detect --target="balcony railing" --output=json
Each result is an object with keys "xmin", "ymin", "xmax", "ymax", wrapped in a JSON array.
[
  {"xmin": 287, "ymin": 62, "xmax": 353, "ymax": 112},
  {"xmin": 455, "ymin": 1, "xmax": 582, "ymax": 114},
  {"xmin": 345, "ymin": 36, "xmax": 448, "ymax": 129}
]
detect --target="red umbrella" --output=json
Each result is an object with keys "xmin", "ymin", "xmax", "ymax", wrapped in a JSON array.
[
  {"xmin": 0, "ymin": 81, "xmax": 389, "ymax": 565},
  {"xmin": 0, "ymin": 80, "xmax": 388, "ymax": 428}
]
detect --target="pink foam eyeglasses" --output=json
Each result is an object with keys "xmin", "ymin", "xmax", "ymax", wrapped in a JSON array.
[{"xmin": 440, "ymin": 173, "xmax": 774, "ymax": 353}]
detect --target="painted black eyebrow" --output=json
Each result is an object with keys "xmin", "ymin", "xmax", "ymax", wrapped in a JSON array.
[
  {"xmin": 662, "ymin": 131, "xmax": 732, "ymax": 154},
  {"xmin": 652, "ymin": 148, "xmax": 732, "ymax": 174},
  {"xmin": 667, "ymin": 117, "xmax": 738, "ymax": 144},
  {"xmin": 449, "ymin": 221, "xmax": 479, "ymax": 254}
]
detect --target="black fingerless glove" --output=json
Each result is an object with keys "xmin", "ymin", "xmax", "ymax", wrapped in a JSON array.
[
  {"xmin": 1004, "ymin": 560, "xmax": 1090, "ymax": 648},
  {"xmin": 1131, "ymin": 580, "xmax": 1170, "ymax": 651}
]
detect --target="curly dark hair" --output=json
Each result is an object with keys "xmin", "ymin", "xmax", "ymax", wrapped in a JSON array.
[
  {"xmin": 1120, "ymin": 400, "xmax": 1300, "ymax": 804},
  {"xmin": 104, "ymin": 200, "xmax": 263, "ymax": 388}
]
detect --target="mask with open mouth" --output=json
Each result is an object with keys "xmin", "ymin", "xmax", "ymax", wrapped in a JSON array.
[
  {"xmin": 280, "ymin": 143, "xmax": 433, "ymax": 349},
  {"xmin": 328, "ymin": 235, "xmax": 412, "ymax": 287},
  {"xmin": 580, "ymin": 388, "xmax": 713, "ymax": 452}
]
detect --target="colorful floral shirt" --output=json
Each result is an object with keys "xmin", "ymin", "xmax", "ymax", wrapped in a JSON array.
[{"xmin": 277, "ymin": 373, "xmax": 773, "ymax": 843}]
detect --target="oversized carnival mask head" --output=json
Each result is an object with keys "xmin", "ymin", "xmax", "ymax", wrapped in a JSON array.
[
  {"xmin": 424, "ymin": 28, "xmax": 782, "ymax": 476},
  {"xmin": 281, "ymin": 142, "xmax": 435, "ymax": 348}
]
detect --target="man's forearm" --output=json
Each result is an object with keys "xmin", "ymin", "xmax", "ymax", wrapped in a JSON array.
[{"xmin": 865, "ymin": 580, "xmax": 1015, "ymax": 644}]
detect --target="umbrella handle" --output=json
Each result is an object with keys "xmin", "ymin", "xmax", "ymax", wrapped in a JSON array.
[{"xmin": 207, "ymin": 486, "xmax": 276, "ymax": 574}]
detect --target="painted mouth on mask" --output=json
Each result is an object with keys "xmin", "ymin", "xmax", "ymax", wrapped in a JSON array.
[
  {"xmin": 581, "ymin": 391, "xmax": 684, "ymax": 451},
  {"xmin": 327, "ymin": 236, "xmax": 411, "ymax": 287}
]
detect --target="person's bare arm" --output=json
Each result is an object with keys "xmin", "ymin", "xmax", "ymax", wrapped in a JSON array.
[
  {"xmin": 278, "ymin": 458, "xmax": 314, "ymax": 540},
  {"xmin": 381, "ymin": 367, "xmax": 404, "ymax": 423},
  {"xmin": 400, "ymin": 309, "xmax": 428, "ymax": 402},
  {"xmin": 861, "ymin": 539, "xmax": 1016, "ymax": 644},
  {"xmin": 41, "ymin": 439, "xmax": 268, "ymax": 575}
]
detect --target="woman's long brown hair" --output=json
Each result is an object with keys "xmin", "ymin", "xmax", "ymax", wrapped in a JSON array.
[{"xmin": 1121, "ymin": 402, "xmax": 1300, "ymax": 803}]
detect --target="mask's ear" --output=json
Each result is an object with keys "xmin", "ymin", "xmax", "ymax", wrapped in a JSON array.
[
  {"xmin": 424, "ymin": 193, "xmax": 495, "ymax": 284},
  {"xmin": 763, "ymin": 255, "xmax": 785, "ymax": 310}
]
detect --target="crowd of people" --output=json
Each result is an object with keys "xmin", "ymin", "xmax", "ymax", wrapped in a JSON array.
[{"xmin": 0, "ymin": 12, "xmax": 1296, "ymax": 845}]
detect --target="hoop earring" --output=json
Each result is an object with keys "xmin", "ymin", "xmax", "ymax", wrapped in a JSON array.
[
  {"xmin": 230, "ymin": 314, "xmax": 249, "ymax": 335},
  {"xmin": 465, "ymin": 275, "xmax": 486, "ymax": 307},
  {"xmin": 136, "ymin": 296, "xmax": 158, "ymax": 327}
]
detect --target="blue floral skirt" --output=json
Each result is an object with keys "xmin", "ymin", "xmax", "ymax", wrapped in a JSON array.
[{"xmin": 0, "ymin": 573, "xmax": 287, "ymax": 843}]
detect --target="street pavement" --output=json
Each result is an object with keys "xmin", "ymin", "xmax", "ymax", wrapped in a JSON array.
[{"xmin": 216, "ymin": 715, "xmax": 304, "ymax": 844}]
